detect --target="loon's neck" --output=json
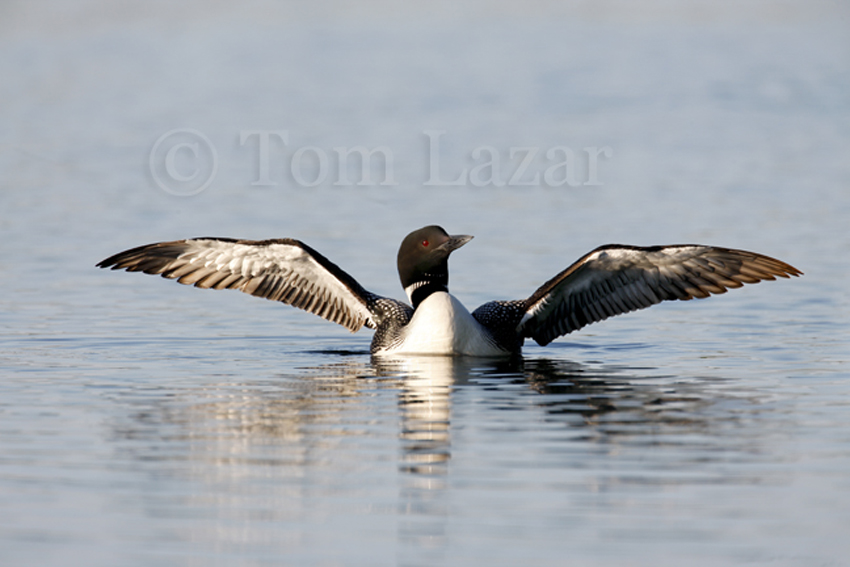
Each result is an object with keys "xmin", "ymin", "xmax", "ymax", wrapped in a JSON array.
[{"xmin": 405, "ymin": 281, "xmax": 449, "ymax": 309}]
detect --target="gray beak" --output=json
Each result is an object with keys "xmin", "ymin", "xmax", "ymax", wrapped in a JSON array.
[{"xmin": 438, "ymin": 234, "xmax": 474, "ymax": 254}]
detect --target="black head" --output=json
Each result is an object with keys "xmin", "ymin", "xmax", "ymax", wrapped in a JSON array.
[{"xmin": 397, "ymin": 225, "xmax": 473, "ymax": 308}]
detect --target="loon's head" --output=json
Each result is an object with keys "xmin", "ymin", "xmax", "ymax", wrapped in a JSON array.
[{"xmin": 397, "ymin": 225, "xmax": 473, "ymax": 307}]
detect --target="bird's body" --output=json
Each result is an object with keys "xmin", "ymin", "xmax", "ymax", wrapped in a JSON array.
[
  {"xmin": 97, "ymin": 226, "xmax": 801, "ymax": 357},
  {"xmin": 376, "ymin": 292, "xmax": 508, "ymax": 356}
]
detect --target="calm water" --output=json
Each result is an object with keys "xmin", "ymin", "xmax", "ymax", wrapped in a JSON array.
[{"xmin": 2, "ymin": 2, "xmax": 849, "ymax": 566}]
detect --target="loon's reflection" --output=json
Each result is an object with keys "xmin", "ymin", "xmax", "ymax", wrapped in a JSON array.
[
  {"xmin": 114, "ymin": 354, "xmax": 712, "ymax": 483},
  {"xmin": 382, "ymin": 357, "xmax": 455, "ymax": 477},
  {"xmin": 109, "ymin": 352, "xmax": 754, "ymax": 564},
  {"xmin": 372, "ymin": 355, "xmax": 634, "ymax": 479}
]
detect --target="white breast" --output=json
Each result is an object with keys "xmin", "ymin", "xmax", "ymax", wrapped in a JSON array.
[{"xmin": 377, "ymin": 292, "xmax": 508, "ymax": 357}]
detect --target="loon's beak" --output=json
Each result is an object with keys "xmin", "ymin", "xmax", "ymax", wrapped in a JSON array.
[{"xmin": 438, "ymin": 234, "xmax": 473, "ymax": 254}]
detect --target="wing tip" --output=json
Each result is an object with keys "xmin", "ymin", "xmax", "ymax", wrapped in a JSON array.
[
  {"xmin": 97, "ymin": 250, "xmax": 135, "ymax": 270},
  {"xmin": 95, "ymin": 255, "xmax": 129, "ymax": 270},
  {"xmin": 784, "ymin": 265, "xmax": 803, "ymax": 278}
]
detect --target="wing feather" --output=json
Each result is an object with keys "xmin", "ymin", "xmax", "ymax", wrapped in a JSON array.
[
  {"xmin": 518, "ymin": 244, "xmax": 801, "ymax": 346},
  {"xmin": 97, "ymin": 237, "xmax": 389, "ymax": 332}
]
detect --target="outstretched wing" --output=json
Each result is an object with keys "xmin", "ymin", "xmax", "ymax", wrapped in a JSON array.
[
  {"xmin": 516, "ymin": 244, "xmax": 802, "ymax": 346},
  {"xmin": 97, "ymin": 237, "xmax": 403, "ymax": 332}
]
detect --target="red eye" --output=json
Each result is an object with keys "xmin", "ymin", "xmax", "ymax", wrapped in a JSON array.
[{"xmin": 421, "ymin": 239, "xmax": 429, "ymax": 247}]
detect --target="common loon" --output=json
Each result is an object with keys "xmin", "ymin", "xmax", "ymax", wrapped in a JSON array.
[{"xmin": 97, "ymin": 225, "xmax": 801, "ymax": 356}]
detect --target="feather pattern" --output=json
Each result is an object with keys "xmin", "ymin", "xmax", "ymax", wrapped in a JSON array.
[
  {"xmin": 98, "ymin": 229, "xmax": 801, "ymax": 356},
  {"xmin": 517, "ymin": 244, "xmax": 802, "ymax": 346},
  {"xmin": 97, "ymin": 237, "xmax": 399, "ymax": 333}
]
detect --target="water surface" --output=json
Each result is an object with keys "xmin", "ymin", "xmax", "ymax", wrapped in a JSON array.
[{"xmin": 2, "ymin": 2, "xmax": 849, "ymax": 566}]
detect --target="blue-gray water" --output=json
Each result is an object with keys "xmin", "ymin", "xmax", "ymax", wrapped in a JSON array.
[{"xmin": 2, "ymin": 2, "xmax": 849, "ymax": 566}]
